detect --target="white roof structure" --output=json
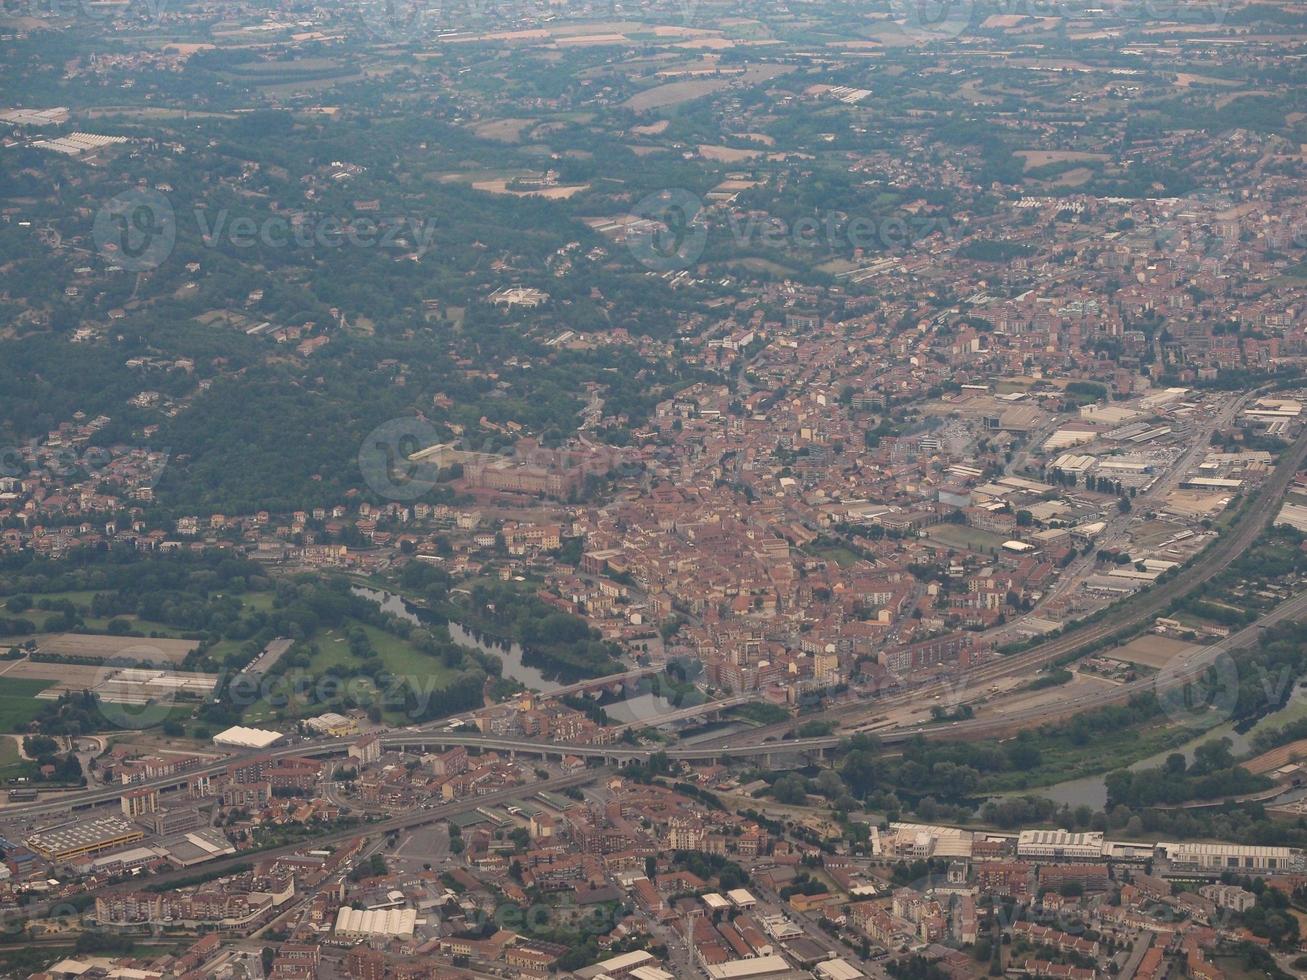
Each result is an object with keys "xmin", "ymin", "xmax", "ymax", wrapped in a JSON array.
[
  {"xmin": 334, "ymin": 906, "xmax": 417, "ymax": 937},
  {"xmin": 305, "ymin": 711, "xmax": 353, "ymax": 732},
  {"xmin": 1017, "ymin": 829, "xmax": 1104, "ymax": 859},
  {"xmin": 575, "ymin": 950, "xmax": 654, "ymax": 978},
  {"xmin": 1276, "ymin": 501, "xmax": 1307, "ymax": 533},
  {"xmin": 817, "ymin": 960, "xmax": 865, "ymax": 980},
  {"xmin": 706, "ymin": 955, "xmax": 793, "ymax": 979},
  {"xmin": 1044, "ymin": 429, "xmax": 1097, "ymax": 451},
  {"xmin": 702, "ymin": 892, "xmax": 731, "ymax": 910},
  {"xmin": 212, "ymin": 725, "xmax": 283, "ymax": 749}
]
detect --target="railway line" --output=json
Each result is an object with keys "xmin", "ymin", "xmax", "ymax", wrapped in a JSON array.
[
  {"xmin": 713, "ymin": 418, "xmax": 1307, "ymax": 747},
  {"xmin": 4, "ymin": 414, "xmax": 1304, "ymax": 828},
  {"xmin": 3, "ymin": 768, "xmax": 608, "ymax": 926}
]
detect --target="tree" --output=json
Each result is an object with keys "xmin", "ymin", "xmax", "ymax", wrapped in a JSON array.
[
  {"xmin": 1193, "ymin": 738, "xmax": 1235, "ymax": 774},
  {"xmin": 773, "ymin": 773, "xmax": 808, "ymax": 805}
]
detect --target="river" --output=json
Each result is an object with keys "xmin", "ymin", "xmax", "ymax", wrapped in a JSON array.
[
  {"xmin": 1000, "ymin": 691, "xmax": 1307, "ymax": 811},
  {"xmin": 352, "ymin": 586, "xmax": 677, "ymax": 718},
  {"xmin": 352, "ymin": 585, "xmax": 567, "ymax": 693}
]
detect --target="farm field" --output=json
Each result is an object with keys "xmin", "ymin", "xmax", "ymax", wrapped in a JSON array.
[
  {"xmin": 0, "ymin": 678, "xmax": 58, "ymax": 732},
  {"xmin": 624, "ymin": 77, "xmax": 732, "ymax": 110},
  {"xmin": 2, "ymin": 661, "xmax": 105, "ymax": 689},
  {"xmin": 470, "ymin": 179, "xmax": 589, "ymax": 199},
  {"xmin": 32, "ymin": 633, "xmax": 197, "ymax": 664},
  {"xmin": 0, "ymin": 736, "xmax": 23, "ymax": 775},
  {"xmin": 697, "ymin": 144, "xmax": 762, "ymax": 162},
  {"xmin": 470, "ymin": 117, "xmax": 536, "ymax": 142},
  {"xmin": 1015, "ymin": 150, "xmax": 1111, "ymax": 170}
]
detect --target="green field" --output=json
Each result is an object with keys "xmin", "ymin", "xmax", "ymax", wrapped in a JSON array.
[
  {"xmin": 309, "ymin": 621, "xmax": 457, "ymax": 680},
  {"xmin": 926, "ymin": 524, "xmax": 1010, "ymax": 554},
  {"xmin": 243, "ymin": 619, "xmax": 459, "ymax": 725},
  {"xmin": 0, "ymin": 679, "xmax": 54, "ymax": 734},
  {"xmin": 805, "ymin": 542, "xmax": 862, "ymax": 568},
  {"xmin": 19, "ymin": 589, "xmax": 280, "ymax": 642},
  {"xmin": 0, "ymin": 736, "xmax": 25, "ymax": 781}
]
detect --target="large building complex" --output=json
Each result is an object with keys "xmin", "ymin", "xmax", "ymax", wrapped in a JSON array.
[{"xmin": 26, "ymin": 816, "xmax": 145, "ymax": 863}]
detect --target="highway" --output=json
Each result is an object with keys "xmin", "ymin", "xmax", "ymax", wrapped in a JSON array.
[
  {"xmin": 10, "ymin": 564, "xmax": 1295, "ymax": 826},
  {"xmin": 3, "ymin": 416, "xmax": 1303, "ymax": 824},
  {"xmin": 8, "ymin": 567, "xmax": 1305, "ymax": 824},
  {"xmin": 608, "ymin": 693, "xmax": 751, "ymax": 733}
]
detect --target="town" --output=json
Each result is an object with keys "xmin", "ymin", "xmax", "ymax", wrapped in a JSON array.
[{"xmin": 4, "ymin": 0, "xmax": 1307, "ymax": 977}]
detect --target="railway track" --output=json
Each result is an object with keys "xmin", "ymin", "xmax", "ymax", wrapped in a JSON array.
[{"xmin": 714, "ymin": 419, "xmax": 1307, "ymax": 747}]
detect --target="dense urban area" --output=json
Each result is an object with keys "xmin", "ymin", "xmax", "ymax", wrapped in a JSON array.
[{"xmin": 5, "ymin": 0, "xmax": 1307, "ymax": 978}]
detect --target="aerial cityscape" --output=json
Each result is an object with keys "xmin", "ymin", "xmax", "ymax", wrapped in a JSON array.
[{"xmin": 3, "ymin": 0, "xmax": 1307, "ymax": 978}]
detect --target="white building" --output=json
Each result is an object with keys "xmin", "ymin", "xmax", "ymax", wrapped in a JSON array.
[
  {"xmin": 705, "ymin": 955, "xmax": 793, "ymax": 980},
  {"xmin": 1016, "ymin": 830, "xmax": 1105, "ymax": 862},
  {"xmin": 212, "ymin": 725, "xmax": 284, "ymax": 749},
  {"xmin": 887, "ymin": 822, "xmax": 974, "ymax": 859},
  {"xmin": 1157, "ymin": 841, "xmax": 1305, "ymax": 876},
  {"xmin": 574, "ymin": 950, "xmax": 654, "ymax": 979},
  {"xmin": 702, "ymin": 892, "xmax": 731, "ymax": 913},
  {"xmin": 816, "ymin": 960, "xmax": 865, "ymax": 980},
  {"xmin": 1199, "ymin": 884, "xmax": 1256, "ymax": 912},
  {"xmin": 726, "ymin": 887, "xmax": 757, "ymax": 909},
  {"xmin": 334, "ymin": 907, "xmax": 417, "ymax": 938}
]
